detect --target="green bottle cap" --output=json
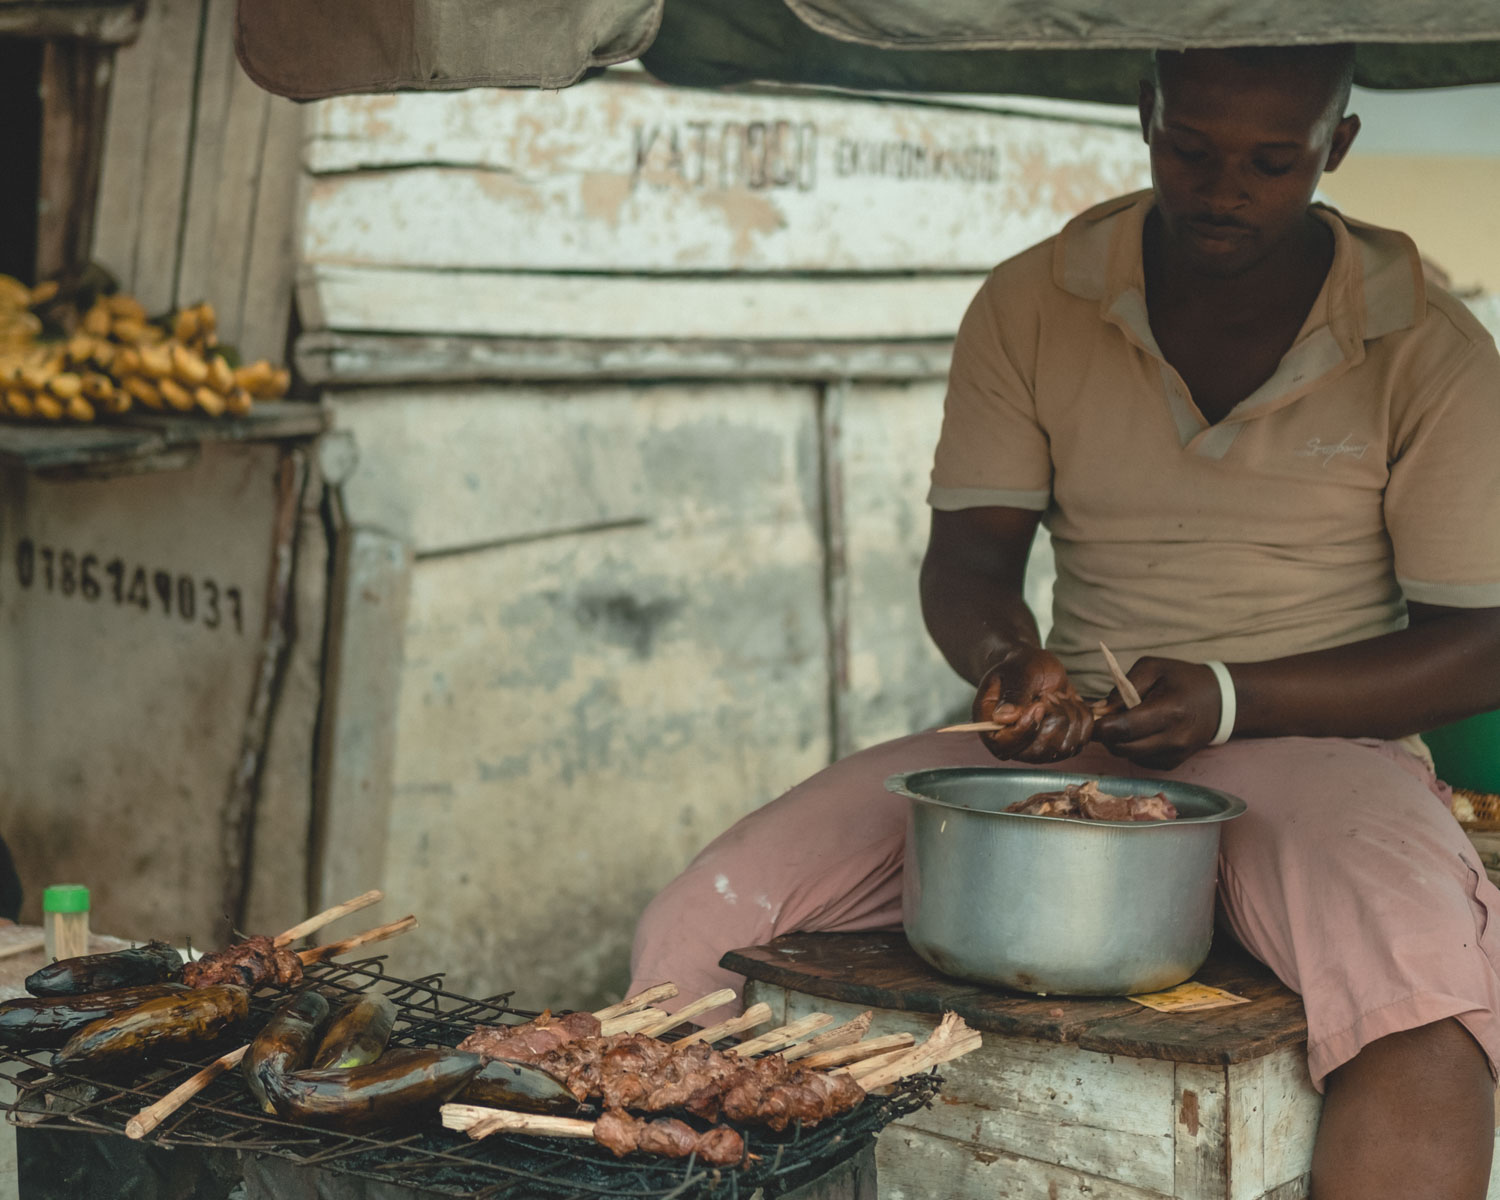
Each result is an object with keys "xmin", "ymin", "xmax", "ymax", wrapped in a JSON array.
[{"xmin": 42, "ymin": 884, "xmax": 90, "ymax": 914}]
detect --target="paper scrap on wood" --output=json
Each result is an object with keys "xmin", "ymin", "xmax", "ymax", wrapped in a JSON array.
[{"xmin": 1127, "ymin": 982, "xmax": 1251, "ymax": 1013}]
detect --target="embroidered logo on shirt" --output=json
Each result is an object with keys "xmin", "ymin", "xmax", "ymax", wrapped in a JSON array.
[{"xmin": 1296, "ymin": 435, "xmax": 1369, "ymax": 467}]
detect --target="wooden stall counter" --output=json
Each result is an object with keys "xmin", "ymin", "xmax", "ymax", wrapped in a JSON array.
[
  {"xmin": 0, "ymin": 926, "xmax": 133, "ymax": 1002},
  {"xmin": 0, "ymin": 925, "xmax": 132, "ymax": 1200},
  {"xmin": 727, "ymin": 931, "xmax": 1323, "ymax": 1200}
]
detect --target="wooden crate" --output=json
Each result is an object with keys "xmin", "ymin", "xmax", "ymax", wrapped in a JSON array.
[{"xmin": 730, "ymin": 931, "xmax": 1500, "ymax": 1200}]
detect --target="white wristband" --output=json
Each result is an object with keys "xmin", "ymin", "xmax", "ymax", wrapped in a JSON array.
[{"xmin": 1204, "ymin": 660, "xmax": 1236, "ymax": 746}]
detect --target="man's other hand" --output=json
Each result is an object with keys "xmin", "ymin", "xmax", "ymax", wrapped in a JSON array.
[{"xmin": 1092, "ymin": 657, "xmax": 1221, "ymax": 769}]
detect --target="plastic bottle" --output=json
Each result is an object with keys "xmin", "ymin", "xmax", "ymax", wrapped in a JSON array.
[{"xmin": 42, "ymin": 883, "xmax": 90, "ymax": 961}]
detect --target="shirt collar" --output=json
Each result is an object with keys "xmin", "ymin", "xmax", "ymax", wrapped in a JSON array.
[{"xmin": 1051, "ymin": 188, "xmax": 1427, "ymax": 350}]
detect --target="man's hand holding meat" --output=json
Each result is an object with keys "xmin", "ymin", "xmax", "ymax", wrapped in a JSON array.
[{"xmin": 972, "ymin": 647, "xmax": 1094, "ymax": 762}]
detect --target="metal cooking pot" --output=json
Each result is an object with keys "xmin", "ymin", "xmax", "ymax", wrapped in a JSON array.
[{"xmin": 887, "ymin": 768, "xmax": 1247, "ymax": 996}]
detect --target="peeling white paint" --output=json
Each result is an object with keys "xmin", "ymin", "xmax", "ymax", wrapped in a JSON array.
[{"xmin": 715, "ymin": 874, "xmax": 739, "ymax": 905}]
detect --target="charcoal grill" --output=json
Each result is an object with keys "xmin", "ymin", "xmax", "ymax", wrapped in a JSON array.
[{"xmin": 0, "ymin": 954, "xmax": 937, "ymax": 1198}]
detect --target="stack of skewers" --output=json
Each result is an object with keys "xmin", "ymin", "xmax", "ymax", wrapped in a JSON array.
[{"xmin": 0, "ymin": 897, "xmax": 982, "ymax": 1171}]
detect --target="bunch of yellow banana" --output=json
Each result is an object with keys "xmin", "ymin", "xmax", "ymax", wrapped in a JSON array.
[
  {"xmin": 0, "ymin": 279, "xmax": 94, "ymax": 421},
  {"xmin": 0, "ymin": 275, "xmax": 292, "ymax": 424}
]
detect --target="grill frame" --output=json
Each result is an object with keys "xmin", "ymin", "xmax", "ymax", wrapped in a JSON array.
[{"xmin": 0, "ymin": 955, "xmax": 937, "ymax": 1199}]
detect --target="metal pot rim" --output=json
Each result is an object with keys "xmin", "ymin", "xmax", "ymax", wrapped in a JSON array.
[{"xmin": 885, "ymin": 767, "xmax": 1247, "ymax": 828}]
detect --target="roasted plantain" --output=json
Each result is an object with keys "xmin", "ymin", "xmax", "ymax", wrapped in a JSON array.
[
  {"xmin": 263, "ymin": 1048, "xmax": 481, "ymax": 1133},
  {"xmin": 456, "ymin": 1056, "xmax": 581, "ymax": 1114},
  {"xmin": 244, "ymin": 989, "xmax": 330, "ymax": 1114},
  {"xmin": 26, "ymin": 940, "xmax": 184, "ymax": 997},
  {"xmin": 311, "ymin": 993, "xmax": 396, "ymax": 1070},
  {"xmin": 53, "ymin": 985, "xmax": 248, "ymax": 1073},
  {"xmin": 0, "ymin": 984, "xmax": 188, "ymax": 1050}
]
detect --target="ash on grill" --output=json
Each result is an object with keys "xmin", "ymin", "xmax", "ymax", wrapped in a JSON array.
[{"xmin": 0, "ymin": 956, "xmax": 938, "ymax": 1199}]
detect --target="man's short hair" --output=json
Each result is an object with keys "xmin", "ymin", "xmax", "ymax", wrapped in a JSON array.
[{"xmin": 1152, "ymin": 44, "xmax": 1356, "ymax": 126}]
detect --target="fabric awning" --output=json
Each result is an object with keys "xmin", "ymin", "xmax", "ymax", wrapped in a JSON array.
[{"xmin": 234, "ymin": 0, "xmax": 1500, "ymax": 101}]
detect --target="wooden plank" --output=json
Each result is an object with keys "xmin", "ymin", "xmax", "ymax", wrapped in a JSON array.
[
  {"xmin": 295, "ymin": 332, "xmax": 958, "ymax": 387},
  {"xmin": 723, "ymin": 931, "xmax": 1309, "ymax": 1065},
  {"xmin": 242, "ymin": 453, "xmax": 328, "ymax": 937},
  {"xmin": 235, "ymin": 92, "xmax": 304, "ymax": 363},
  {"xmin": 820, "ymin": 382, "xmax": 851, "ymax": 760},
  {"xmin": 174, "ymin": 0, "xmax": 257, "ymax": 323},
  {"xmin": 120, "ymin": 400, "xmax": 329, "ymax": 444},
  {"xmin": 0, "ymin": 442, "xmax": 283, "ymax": 949},
  {"xmin": 0, "ymin": 423, "xmax": 166, "ymax": 472},
  {"xmin": 330, "ymin": 384, "xmax": 810, "ymax": 557},
  {"xmin": 127, "ymin": 0, "xmax": 204, "ymax": 313},
  {"xmin": 189, "ymin": 26, "xmax": 270, "ymax": 340},
  {"xmin": 303, "ymin": 265, "xmax": 984, "ymax": 341},
  {"xmin": 34, "ymin": 41, "xmax": 114, "ymax": 281},
  {"xmin": 1079, "ymin": 956, "xmax": 1308, "ymax": 1066},
  {"xmin": 308, "ymin": 524, "xmax": 411, "ymax": 926},
  {"xmin": 780, "ymin": 991, "xmax": 1177, "ymax": 1195},
  {"xmin": 1173, "ymin": 1062, "xmax": 1229, "ymax": 1200},
  {"xmin": 877, "ymin": 1125, "xmax": 1172, "ymax": 1200},
  {"xmin": 370, "ymin": 406, "xmax": 830, "ymax": 1005},
  {"xmin": 90, "ymin": 0, "xmax": 161, "ymax": 281},
  {"xmin": 217, "ymin": 448, "xmax": 305, "ymax": 935},
  {"xmin": 724, "ymin": 931, "xmax": 1142, "ymax": 1039},
  {"xmin": 1226, "ymin": 1059, "xmax": 1266, "ymax": 1200},
  {"xmin": 1259, "ymin": 1047, "xmax": 1319, "ymax": 1194},
  {"xmin": 0, "ymin": 3, "xmax": 141, "ymax": 42},
  {"xmin": 303, "ymin": 79, "xmax": 1149, "ymax": 274}
]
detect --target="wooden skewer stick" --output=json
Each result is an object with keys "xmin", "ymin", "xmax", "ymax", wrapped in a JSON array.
[
  {"xmin": 781, "ymin": 1011, "xmax": 872, "ymax": 1062},
  {"xmin": 727, "ymin": 1012, "xmax": 835, "ymax": 1057},
  {"xmin": 935, "ymin": 720, "xmax": 1007, "ymax": 733},
  {"xmin": 675, "ymin": 1002, "xmax": 772, "ymax": 1047},
  {"xmin": 297, "ymin": 915, "xmax": 417, "ymax": 965},
  {"xmin": 443, "ymin": 1020, "xmax": 980, "ymax": 1145},
  {"xmin": 1098, "ymin": 641, "xmax": 1142, "ymax": 709},
  {"xmin": 272, "ymin": 890, "xmax": 383, "ymax": 948},
  {"xmin": 634, "ymin": 989, "xmax": 738, "ymax": 1037},
  {"xmin": 845, "ymin": 1012, "xmax": 982, "ymax": 1092},
  {"xmin": 127, "ymin": 1045, "xmax": 247, "ymax": 1139},
  {"xmin": 798, "ymin": 1032, "xmax": 915, "ymax": 1071},
  {"xmin": 125, "ymin": 913, "xmax": 418, "ymax": 1139},
  {"xmin": 593, "ymin": 983, "xmax": 679, "ymax": 1022},
  {"xmin": 444, "ymin": 1103, "xmax": 593, "ymax": 1140},
  {"xmin": 598, "ymin": 1008, "xmax": 670, "ymax": 1037},
  {"xmin": 830, "ymin": 1042, "xmax": 911, "ymax": 1079}
]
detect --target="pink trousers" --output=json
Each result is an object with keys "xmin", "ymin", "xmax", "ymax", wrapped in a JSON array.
[{"xmin": 629, "ymin": 733, "xmax": 1500, "ymax": 1089}]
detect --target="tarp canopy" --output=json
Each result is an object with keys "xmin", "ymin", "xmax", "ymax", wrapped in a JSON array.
[{"xmin": 234, "ymin": 0, "xmax": 1500, "ymax": 101}]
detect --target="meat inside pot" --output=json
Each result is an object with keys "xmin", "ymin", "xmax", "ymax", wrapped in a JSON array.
[{"xmin": 1005, "ymin": 780, "xmax": 1178, "ymax": 822}]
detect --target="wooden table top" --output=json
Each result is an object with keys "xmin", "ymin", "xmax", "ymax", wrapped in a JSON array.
[
  {"xmin": 722, "ymin": 930, "xmax": 1307, "ymax": 1066},
  {"xmin": 0, "ymin": 926, "xmax": 131, "ymax": 1001}
]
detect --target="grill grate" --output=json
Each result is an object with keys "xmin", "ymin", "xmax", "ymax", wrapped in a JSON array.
[{"xmin": 0, "ymin": 956, "xmax": 937, "ymax": 1198}]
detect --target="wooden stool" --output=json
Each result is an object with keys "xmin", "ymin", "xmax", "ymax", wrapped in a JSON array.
[{"xmin": 727, "ymin": 931, "xmax": 1318, "ymax": 1200}]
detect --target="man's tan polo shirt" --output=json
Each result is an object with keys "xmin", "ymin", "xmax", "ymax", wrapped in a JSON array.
[{"xmin": 929, "ymin": 190, "xmax": 1500, "ymax": 699}]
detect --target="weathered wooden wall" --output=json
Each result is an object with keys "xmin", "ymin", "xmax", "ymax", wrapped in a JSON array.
[
  {"xmin": 297, "ymin": 71, "xmax": 1148, "ymax": 1006},
  {"xmin": 0, "ymin": 437, "xmax": 325, "ymax": 948},
  {"xmin": 91, "ymin": 0, "xmax": 303, "ymax": 363},
  {"xmin": 0, "ymin": 0, "xmax": 322, "ymax": 951}
]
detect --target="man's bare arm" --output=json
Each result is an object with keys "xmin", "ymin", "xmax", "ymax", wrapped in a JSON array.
[
  {"xmin": 919, "ymin": 506, "xmax": 1042, "ymax": 685},
  {"xmin": 920, "ymin": 507, "xmax": 1094, "ymax": 761},
  {"xmin": 1233, "ymin": 602, "xmax": 1500, "ymax": 739},
  {"xmin": 1094, "ymin": 603, "xmax": 1500, "ymax": 768}
]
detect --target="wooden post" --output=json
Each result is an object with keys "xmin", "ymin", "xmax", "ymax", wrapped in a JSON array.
[{"xmin": 35, "ymin": 40, "xmax": 115, "ymax": 283}]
